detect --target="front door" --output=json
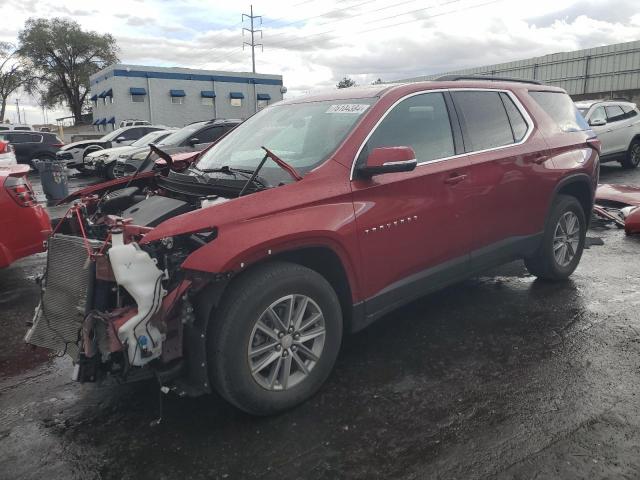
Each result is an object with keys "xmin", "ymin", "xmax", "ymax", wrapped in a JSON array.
[{"xmin": 350, "ymin": 91, "xmax": 472, "ymax": 318}]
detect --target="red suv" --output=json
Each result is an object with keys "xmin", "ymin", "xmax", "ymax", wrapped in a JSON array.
[{"xmin": 26, "ymin": 78, "xmax": 599, "ymax": 415}]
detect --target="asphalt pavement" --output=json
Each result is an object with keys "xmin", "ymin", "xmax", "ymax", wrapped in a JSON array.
[{"xmin": 1, "ymin": 166, "xmax": 639, "ymax": 479}]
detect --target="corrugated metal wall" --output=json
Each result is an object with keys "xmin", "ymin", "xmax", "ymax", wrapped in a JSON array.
[{"xmin": 401, "ymin": 40, "xmax": 640, "ymax": 96}]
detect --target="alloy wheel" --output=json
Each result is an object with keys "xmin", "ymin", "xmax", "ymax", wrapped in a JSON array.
[
  {"xmin": 631, "ymin": 143, "xmax": 640, "ymax": 167},
  {"xmin": 553, "ymin": 211, "xmax": 580, "ymax": 267},
  {"xmin": 248, "ymin": 294, "xmax": 326, "ymax": 391}
]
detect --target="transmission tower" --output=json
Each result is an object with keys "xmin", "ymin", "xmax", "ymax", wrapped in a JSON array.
[{"xmin": 242, "ymin": 5, "xmax": 263, "ymax": 73}]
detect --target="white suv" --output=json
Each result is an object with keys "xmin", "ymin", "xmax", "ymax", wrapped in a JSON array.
[{"xmin": 576, "ymin": 100, "xmax": 640, "ymax": 168}]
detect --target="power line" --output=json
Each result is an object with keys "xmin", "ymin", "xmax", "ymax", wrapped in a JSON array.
[{"xmin": 266, "ymin": 0, "xmax": 492, "ymax": 48}]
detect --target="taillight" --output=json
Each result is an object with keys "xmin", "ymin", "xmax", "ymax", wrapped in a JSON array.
[
  {"xmin": 0, "ymin": 140, "xmax": 8, "ymax": 154},
  {"xmin": 5, "ymin": 176, "xmax": 37, "ymax": 207},
  {"xmin": 52, "ymin": 143, "xmax": 65, "ymax": 147}
]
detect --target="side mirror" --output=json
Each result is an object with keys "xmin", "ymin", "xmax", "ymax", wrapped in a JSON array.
[
  {"xmin": 189, "ymin": 137, "xmax": 200, "ymax": 146},
  {"xmin": 116, "ymin": 136, "xmax": 126, "ymax": 143},
  {"xmin": 356, "ymin": 146, "xmax": 417, "ymax": 178},
  {"xmin": 589, "ymin": 118, "xmax": 606, "ymax": 127}
]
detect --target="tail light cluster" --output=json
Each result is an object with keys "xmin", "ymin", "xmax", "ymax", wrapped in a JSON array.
[
  {"xmin": 5, "ymin": 176, "xmax": 37, "ymax": 207},
  {"xmin": 0, "ymin": 141, "xmax": 12, "ymax": 154}
]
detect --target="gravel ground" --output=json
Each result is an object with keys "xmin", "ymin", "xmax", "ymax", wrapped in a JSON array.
[{"xmin": 0, "ymin": 165, "xmax": 639, "ymax": 480}]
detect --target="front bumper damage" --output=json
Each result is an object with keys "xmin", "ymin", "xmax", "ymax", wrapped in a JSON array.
[{"xmin": 25, "ymin": 208, "xmax": 212, "ymax": 393}]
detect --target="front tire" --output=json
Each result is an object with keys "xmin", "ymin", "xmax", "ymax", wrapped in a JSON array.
[
  {"xmin": 621, "ymin": 139, "xmax": 640, "ymax": 169},
  {"xmin": 525, "ymin": 194, "xmax": 586, "ymax": 281},
  {"xmin": 208, "ymin": 261, "xmax": 343, "ymax": 415}
]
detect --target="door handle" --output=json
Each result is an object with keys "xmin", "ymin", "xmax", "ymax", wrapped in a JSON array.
[{"xmin": 444, "ymin": 173, "xmax": 467, "ymax": 185}]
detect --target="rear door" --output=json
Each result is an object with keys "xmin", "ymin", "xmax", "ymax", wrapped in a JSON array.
[
  {"xmin": 351, "ymin": 91, "xmax": 473, "ymax": 316},
  {"xmin": 450, "ymin": 89, "xmax": 547, "ymax": 264}
]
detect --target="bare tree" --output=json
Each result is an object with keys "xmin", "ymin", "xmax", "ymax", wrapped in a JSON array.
[{"xmin": 0, "ymin": 42, "xmax": 31, "ymax": 123}]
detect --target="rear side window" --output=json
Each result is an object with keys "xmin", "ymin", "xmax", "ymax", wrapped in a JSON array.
[
  {"xmin": 361, "ymin": 92, "xmax": 455, "ymax": 164},
  {"xmin": 29, "ymin": 134, "xmax": 42, "ymax": 142},
  {"xmin": 621, "ymin": 105, "xmax": 638, "ymax": 119},
  {"xmin": 499, "ymin": 93, "xmax": 528, "ymax": 142},
  {"xmin": 452, "ymin": 91, "xmax": 515, "ymax": 151},
  {"xmin": 529, "ymin": 91, "xmax": 589, "ymax": 132},
  {"xmin": 605, "ymin": 105, "xmax": 625, "ymax": 122}
]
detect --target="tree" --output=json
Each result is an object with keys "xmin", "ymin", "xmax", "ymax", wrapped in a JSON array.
[
  {"xmin": 371, "ymin": 78, "xmax": 383, "ymax": 85},
  {"xmin": 18, "ymin": 18, "xmax": 119, "ymax": 122},
  {"xmin": 0, "ymin": 42, "xmax": 31, "ymax": 123},
  {"xmin": 336, "ymin": 76, "xmax": 356, "ymax": 89}
]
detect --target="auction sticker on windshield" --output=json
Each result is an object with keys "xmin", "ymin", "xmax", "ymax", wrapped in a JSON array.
[{"xmin": 326, "ymin": 104, "xmax": 370, "ymax": 114}]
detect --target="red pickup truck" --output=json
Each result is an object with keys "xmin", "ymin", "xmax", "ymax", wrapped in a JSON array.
[{"xmin": 26, "ymin": 77, "xmax": 599, "ymax": 415}]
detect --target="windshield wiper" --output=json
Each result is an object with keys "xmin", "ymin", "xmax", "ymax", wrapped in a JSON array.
[
  {"xmin": 191, "ymin": 165, "xmax": 269, "ymax": 188},
  {"xmin": 238, "ymin": 147, "xmax": 302, "ymax": 198}
]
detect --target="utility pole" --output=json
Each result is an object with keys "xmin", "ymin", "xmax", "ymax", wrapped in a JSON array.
[
  {"xmin": 242, "ymin": 5, "xmax": 262, "ymax": 73},
  {"xmin": 15, "ymin": 98, "xmax": 21, "ymax": 124}
]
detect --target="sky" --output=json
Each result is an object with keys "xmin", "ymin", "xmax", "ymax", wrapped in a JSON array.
[{"xmin": 2, "ymin": 0, "xmax": 640, "ymax": 124}]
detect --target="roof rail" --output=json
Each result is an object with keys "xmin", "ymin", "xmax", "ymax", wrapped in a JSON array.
[{"xmin": 435, "ymin": 75, "xmax": 542, "ymax": 85}]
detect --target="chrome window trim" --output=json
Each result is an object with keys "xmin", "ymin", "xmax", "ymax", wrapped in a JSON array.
[{"xmin": 350, "ymin": 87, "xmax": 534, "ymax": 181}]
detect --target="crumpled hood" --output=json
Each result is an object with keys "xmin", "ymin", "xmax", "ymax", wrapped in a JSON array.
[{"xmin": 596, "ymin": 184, "xmax": 640, "ymax": 207}]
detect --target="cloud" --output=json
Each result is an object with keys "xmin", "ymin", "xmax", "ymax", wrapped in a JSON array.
[{"xmin": 2, "ymin": 0, "xmax": 640, "ymax": 120}]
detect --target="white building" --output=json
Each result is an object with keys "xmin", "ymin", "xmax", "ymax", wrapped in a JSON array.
[{"xmin": 90, "ymin": 64, "xmax": 284, "ymax": 129}]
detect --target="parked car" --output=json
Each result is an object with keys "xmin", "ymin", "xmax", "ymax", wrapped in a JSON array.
[
  {"xmin": 112, "ymin": 119, "xmax": 241, "ymax": 177},
  {"xmin": 26, "ymin": 78, "xmax": 599, "ymax": 415},
  {"xmin": 575, "ymin": 100, "xmax": 640, "ymax": 168},
  {"xmin": 0, "ymin": 124, "xmax": 33, "ymax": 131},
  {"xmin": 119, "ymin": 119, "xmax": 151, "ymax": 128},
  {"xmin": 0, "ymin": 164, "xmax": 51, "ymax": 268},
  {"xmin": 83, "ymin": 129, "xmax": 175, "ymax": 179},
  {"xmin": 0, "ymin": 131, "xmax": 65, "ymax": 166},
  {"xmin": 0, "ymin": 140, "xmax": 17, "ymax": 167},
  {"xmin": 56, "ymin": 125, "xmax": 166, "ymax": 171}
]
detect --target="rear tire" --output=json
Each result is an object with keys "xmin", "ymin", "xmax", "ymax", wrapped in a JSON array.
[
  {"xmin": 621, "ymin": 139, "xmax": 640, "ymax": 169},
  {"xmin": 524, "ymin": 194, "xmax": 586, "ymax": 281},
  {"xmin": 208, "ymin": 261, "xmax": 343, "ymax": 415}
]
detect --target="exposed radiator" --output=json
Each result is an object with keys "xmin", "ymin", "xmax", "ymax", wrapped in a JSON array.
[{"xmin": 25, "ymin": 234, "xmax": 101, "ymax": 359}]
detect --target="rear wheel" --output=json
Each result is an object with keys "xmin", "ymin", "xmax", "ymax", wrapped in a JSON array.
[
  {"xmin": 208, "ymin": 261, "xmax": 343, "ymax": 415},
  {"xmin": 621, "ymin": 139, "xmax": 640, "ymax": 169},
  {"xmin": 525, "ymin": 194, "xmax": 586, "ymax": 281}
]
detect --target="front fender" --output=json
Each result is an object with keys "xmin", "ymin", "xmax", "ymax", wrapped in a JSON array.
[{"xmin": 180, "ymin": 202, "xmax": 362, "ymax": 301}]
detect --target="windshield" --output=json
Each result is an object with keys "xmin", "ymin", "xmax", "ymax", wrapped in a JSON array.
[
  {"xmin": 131, "ymin": 130, "xmax": 170, "ymax": 147},
  {"xmin": 196, "ymin": 99, "xmax": 375, "ymax": 183},
  {"xmin": 159, "ymin": 123, "xmax": 206, "ymax": 146}
]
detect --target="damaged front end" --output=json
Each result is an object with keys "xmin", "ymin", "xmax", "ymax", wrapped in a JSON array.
[{"xmin": 25, "ymin": 189, "xmax": 222, "ymax": 395}]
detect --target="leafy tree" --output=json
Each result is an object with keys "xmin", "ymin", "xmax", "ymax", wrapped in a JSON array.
[
  {"xmin": 18, "ymin": 18, "xmax": 119, "ymax": 122},
  {"xmin": 336, "ymin": 76, "xmax": 356, "ymax": 89},
  {"xmin": 0, "ymin": 42, "xmax": 31, "ymax": 123},
  {"xmin": 371, "ymin": 78, "xmax": 383, "ymax": 85}
]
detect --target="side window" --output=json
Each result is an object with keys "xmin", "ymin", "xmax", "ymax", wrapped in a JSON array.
[
  {"xmin": 529, "ymin": 91, "xmax": 590, "ymax": 132},
  {"xmin": 196, "ymin": 126, "xmax": 225, "ymax": 143},
  {"xmin": 621, "ymin": 105, "xmax": 638, "ymax": 120},
  {"xmin": 8, "ymin": 133, "xmax": 29, "ymax": 144},
  {"xmin": 605, "ymin": 105, "xmax": 625, "ymax": 123},
  {"xmin": 360, "ymin": 92, "xmax": 454, "ymax": 165},
  {"xmin": 590, "ymin": 107, "xmax": 606, "ymax": 124},
  {"xmin": 29, "ymin": 134, "xmax": 43, "ymax": 142},
  {"xmin": 121, "ymin": 127, "xmax": 145, "ymax": 140},
  {"xmin": 452, "ymin": 91, "xmax": 514, "ymax": 151},
  {"xmin": 499, "ymin": 92, "xmax": 528, "ymax": 142}
]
